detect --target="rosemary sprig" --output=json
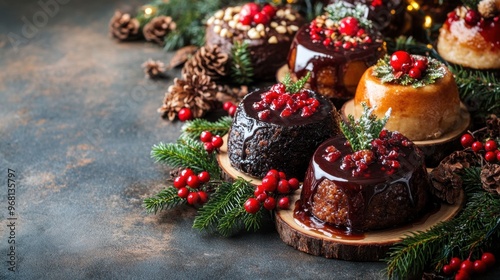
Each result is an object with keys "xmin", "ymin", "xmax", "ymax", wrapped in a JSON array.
[{"xmin": 282, "ymin": 72, "xmax": 311, "ymax": 94}]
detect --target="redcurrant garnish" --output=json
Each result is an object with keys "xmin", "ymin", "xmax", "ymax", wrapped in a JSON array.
[
  {"xmin": 200, "ymin": 131, "xmax": 213, "ymax": 143},
  {"xmin": 484, "ymin": 140, "xmax": 497, "ymax": 152},
  {"xmin": 186, "ymin": 175, "xmax": 201, "ymax": 188},
  {"xmin": 198, "ymin": 191, "xmax": 208, "ymax": 204},
  {"xmin": 204, "ymin": 142, "xmax": 215, "ymax": 153},
  {"xmin": 178, "ymin": 187, "xmax": 189, "ymax": 199},
  {"xmin": 471, "ymin": 141, "xmax": 484, "ymax": 153},
  {"xmin": 442, "ymin": 264, "xmax": 454, "ymax": 275},
  {"xmin": 197, "ymin": 171, "xmax": 210, "ymax": 183},
  {"xmin": 277, "ymin": 179, "xmax": 290, "ymax": 194},
  {"xmin": 288, "ymin": 178, "xmax": 300, "ymax": 190},
  {"xmin": 261, "ymin": 175, "xmax": 278, "ymax": 192},
  {"xmin": 409, "ymin": 67, "xmax": 422, "ymax": 79},
  {"xmin": 211, "ymin": 135, "xmax": 223, "ymax": 148},
  {"xmin": 278, "ymin": 197, "xmax": 290, "ymax": 209},
  {"xmin": 173, "ymin": 176, "xmax": 186, "ymax": 189},
  {"xmin": 263, "ymin": 197, "xmax": 276, "ymax": 210},
  {"xmin": 449, "ymin": 257, "xmax": 462, "ymax": 271},
  {"xmin": 485, "ymin": 151, "xmax": 497, "ymax": 162},
  {"xmin": 481, "ymin": 252, "xmax": 496, "ymax": 267},
  {"xmin": 460, "ymin": 259, "xmax": 474, "ymax": 275},
  {"xmin": 460, "ymin": 133, "xmax": 474, "ymax": 148},
  {"xmin": 473, "ymin": 259, "xmax": 487, "ymax": 274},
  {"xmin": 187, "ymin": 192, "xmax": 200, "ymax": 205},
  {"xmin": 244, "ymin": 198, "xmax": 260, "ymax": 214}
]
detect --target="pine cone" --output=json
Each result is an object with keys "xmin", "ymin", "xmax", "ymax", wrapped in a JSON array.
[
  {"xmin": 481, "ymin": 163, "xmax": 500, "ymax": 195},
  {"xmin": 109, "ymin": 10, "xmax": 141, "ymax": 41},
  {"xmin": 182, "ymin": 45, "xmax": 228, "ymax": 81},
  {"xmin": 486, "ymin": 114, "xmax": 500, "ymax": 138},
  {"xmin": 215, "ymin": 84, "xmax": 248, "ymax": 104},
  {"xmin": 169, "ymin": 45, "xmax": 199, "ymax": 69},
  {"xmin": 158, "ymin": 74, "xmax": 218, "ymax": 120},
  {"xmin": 143, "ymin": 16, "xmax": 176, "ymax": 45},
  {"xmin": 141, "ymin": 59, "xmax": 167, "ymax": 79}
]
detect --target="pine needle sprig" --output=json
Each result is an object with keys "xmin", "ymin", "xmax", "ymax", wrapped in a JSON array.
[
  {"xmin": 181, "ymin": 116, "xmax": 233, "ymax": 140},
  {"xmin": 282, "ymin": 72, "xmax": 311, "ymax": 94},
  {"xmin": 143, "ymin": 187, "xmax": 186, "ymax": 214},
  {"xmin": 192, "ymin": 178, "xmax": 263, "ymax": 236},
  {"xmin": 151, "ymin": 135, "xmax": 221, "ymax": 178},
  {"xmin": 340, "ymin": 102, "xmax": 390, "ymax": 151},
  {"xmin": 230, "ymin": 41, "xmax": 254, "ymax": 85}
]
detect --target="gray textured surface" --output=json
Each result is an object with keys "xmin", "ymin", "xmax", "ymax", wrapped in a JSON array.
[{"xmin": 0, "ymin": 1, "xmax": 498, "ymax": 280}]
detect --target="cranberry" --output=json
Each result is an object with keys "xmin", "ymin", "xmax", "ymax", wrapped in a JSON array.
[
  {"xmin": 254, "ymin": 185, "xmax": 265, "ymax": 197},
  {"xmin": 173, "ymin": 176, "xmax": 186, "ymax": 189},
  {"xmin": 450, "ymin": 257, "xmax": 462, "ymax": 271},
  {"xmin": 256, "ymin": 192, "xmax": 268, "ymax": 202},
  {"xmin": 258, "ymin": 109, "xmax": 271, "ymax": 120},
  {"xmin": 485, "ymin": 151, "xmax": 497, "ymax": 162},
  {"xmin": 460, "ymin": 259, "xmax": 474, "ymax": 275},
  {"xmin": 200, "ymin": 131, "xmax": 213, "ymax": 143},
  {"xmin": 204, "ymin": 142, "xmax": 214, "ymax": 153},
  {"xmin": 485, "ymin": 139, "xmax": 498, "ymax": 151},
  {"xmin": 390, "ymin": 51, "xmax": 413, "ymax": 72},
  {"xmin": 481, "ymin": 252, "xmax": 496, "ymax": 267},
  {"xmin": 281, "ymin": 108, "xmax": 292, "ymax": 117},
  {"xmin": 262, "ymin": 175, "xmax": 278, "ymax": 192},
  {"xmin": 323, "ymin": 38, "xmax": 331, "ymax": 47},
  {"xmin": 180, "ymin": 168, "xmax": 195, "ymax": 177},
  {"xmin": 177, "ymin": 187, "xmax": 189, "ymax": 199},
  {"xmin": 270, "ymin": 83, "xmax": 286, "ymax": 94},
  {"xmin": 197, "ymin": 171, "xmax": 210, "ymax": 183},
  {"xmin": 240, "ymin": 3, "xmax": 260, "ymax": 18},
  {"xmin": 339, "ymin": 17, "xmax": 359, "ymax": 36},
  {"xmin": 471, "ymin": 141, "xmax": 484, "ymax": 153},
  {"xmin": 442, "ymin": 264, "xmax": 454, "ymax": 275},
  {"xmin": 288, "ymin": 178, "xmax": 300, "ymax": 190},
  {"xmin": 187, "ymin": 192, "xmax": 200, "ymax": 205},
  {"xmin": 497, "ymin": 150, "xmax": 500, "ymax": 161},
  {"xmin": 342, "ymin": 41, "xmax": 352, "ymax": 49},
  {"xmin": 263, "ymin": 197, "xmax": 276, "ymax": 210},
  {"xmin": 228, "ymin": 105, "xmax": 237, "ymax": 117},
  {"xmin": 261, "ymin": 4, "xmax": 276, "ymax": 18},
  {"xmin": 324, "ymin": 151, "xmax": 341, "ymax": 162},
  {"xmin": 278, "ymin": 171, "xmax": 287, "ymax": 180},
  {"xmin": 244, "ymin": 198, "xmax": 260, "ymax": 214},
  {"xmin": 239, "ymin": 14, "xmax": 253, "ymax": 25},
  {"xmin": 278, "ymin": 197, "xmax": 290, "ymax": 209},
  {"xmin": 253, "ymin": 12, "xmax": 270, "ymax": 25},
  {"xmin": 178, "ymin": 107, "xmax": 193, "ymax": 121},
  {"xmin": 473, "ymin": 260, "xmax": 487, "ymax": 274},
  {"xmin": 223, "ymin": 101, "xmax": 234, "ymax": 111},
  {"xmin": 464, "ymin": 9, "xmax": 480, "ymax": 26},
  {"xmin": 460, "ymin": 133, "xmax": 475, "ymax": 148},
  {"xmin": 266, "ymin": 169, "xmax": 279, "ymax": 178},
  {"xmin": 301, "ymin": 106, "xmax": 313, "ymax": 117},
  {"xmin": 211, "ymin": 135, "xmax": 223, "ymax": 148},
  {"xmin": 277, "ymin": 179, "xmax": 290, "ymax": 194},
  {"xmin": 409, "ymin": 67, "xmax": 422, "ymax": 79},
  {"xmin": 455, "ymin": 270, "xmax": 470, "ymax": 280},
  {"xmin": 198, "ymin": 191, "xmax": 208, "ymax": 204},
  {"xmin": 414, "ymin": 58, "xmax": 428, "ymax": 71},
  {"xmin": 186, "ymin": 175, "xmax": 200, "ymax": 188}
]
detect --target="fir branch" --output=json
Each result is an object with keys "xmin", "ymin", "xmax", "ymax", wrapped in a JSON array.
[
  {"xmin": 181, "ymin": 116, "xmax": 232, "ymax": 140},
  {"xmin": 230, "ymin": 41, "xmax": 254, "ymax": 85},
  {"xmin": 143, "ymin": 187, "xmax": 186, "ymax": 214},
  {"xmin": 340, "ymin": 102, "xmax": 390, "ymax": 151},
  {"xmin": 151, "ymin": 135, "xmax": 221, "ymax": 178},
  {"xmin": 193, "ymin": 178, "xmax": 263, "ymax": 236},
  {"xmin": 282, "ymin": 72, "xmax": 311, "ymax": 94},
  {"xmin": 461, "ymin": 0, "xmax": 481, "ymax": 9}
]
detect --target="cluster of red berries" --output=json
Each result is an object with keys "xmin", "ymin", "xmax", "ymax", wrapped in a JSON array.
[
  {"xmin": 238, "ymin": 3, "xmax": 276, "ymax": 26},
  {"xmin": 244, "ymin": 169, "xmax": 300, "ymax": 214},
  {"xmin": 173, "ymin": 168, "xmax": 210, "ymax": 205},
  {"xmin": 309, "ymin": 15, "xmax": 373, "ymax": 49},
  {"xmin": 200, "ymin": 131, "xmax": 224, "ymax": 153},
  {"xmin": 223, "ymin": 101, "xmax": 237, "ymax": 117},
  {"xmin": 177, "ymin": 108, "xmax": 193, "ymax": 122},
  {"xmin": 442, "ymin": 252, "xmax": 496, "ymax": 280},
  {"xmin": 253, "ymin": 83, "xmax": 320, "ymax": 120},
  {"xmin": 389, "ymin": 50, "xmax": 428, "ymax": 80},
  {"xmin": 460, "ymin": 133, "xmax": 500, "ymax": 163}
]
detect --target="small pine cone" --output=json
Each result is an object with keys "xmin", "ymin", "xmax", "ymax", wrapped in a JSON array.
[
  {"xmin": 158, "ymin": 74, "xmax": 218, "ymax": 120},
  {"xmin": 486, "ymin": 114, "xmax": 500, "ymax": 138},
  {"xmin": 182, "ymin": 45, "xmax": 228, "ymax": 81},
  {"xmin": 169, "ymin": 45, "xmax": 199, "ymax": 69},
  {"xmin": 481, "ymin": 163, "xmax": 500, "ymax": 195},
  {"xmin": 143, "ymin": 16, "xmax": 176, "ymax": 45},
  {"xmin": 109, "ymin": 10, "xmax": 141, "ymax": 41},
  {"xmin": 141, "ymin": 59, "xmax": 167, "ymax": 79}
]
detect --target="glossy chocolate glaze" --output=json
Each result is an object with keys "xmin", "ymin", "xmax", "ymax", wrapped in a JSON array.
[
  {"xmin": 297, "ymin": 135, "xmax": 431, "ymax": 232},
  {"xmin": 227, "ymin": 88, "xmax": 341, "ymax": 180}
]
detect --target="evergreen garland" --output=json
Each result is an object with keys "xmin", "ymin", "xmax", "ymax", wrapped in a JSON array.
[
  {"xmin": 230, "ymin": 41, "xmax": 254, "ymax": 85},
  {"xmin": 181, "ymin": 116, "xmax": 233, "ymax": 140}
]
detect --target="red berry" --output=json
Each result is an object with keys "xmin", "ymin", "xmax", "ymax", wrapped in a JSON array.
[
  {"xmin": 198, "ymin": 191, "xmax": 208, "ymax": 204},
  {"xmin": 261, "ymin": 175, "xmax": 278, "ymax": 192},
  {"xmin": 178, "ymin": 108, "xmax": 193, "ymax": 121},
  {"xmin": 256, "ymin": 192, "xmax": 268, "ymax": 202},
  {"xmin": 279, "ymin": 171, "xmax": 287, "ymax": 180},
  {"xmin": 244, "ymin": 198, "xmax": 260, "ymax": 214},
  {"xmin": 390, "ymin": 51, "xmax": 412, "ymax": 72},
  {"xmin": 414, "ymin": 58, "xmax": 428, "ymax": 71},
  {"xmin": 240, "ymin": 3, "xmax": 260, "ymax": 18},
  {"xmin": 200, "ymin": 131, "xmax": 213, "ymax": 143},
  {"xmin": 186, "ymin": 175, "xmax": 200, "ymax": 188},
  {"xmin": 197, "ymin": 171, "xmax": 210, "ymax": 183},
  {"xmin": 253, "ymin": 12, "xmax": 270, "ymax": 25},
  {"xmin": 178, "ymin": 187, "xmax": 189, "ymax": 198},
  {"xmin": 211, "ymin": 135, "xmax": 223, "ymax": 148},
  {"xmin": 258, "ymin": 109, "xmax": 271, "ymax": 120},
  {"xmin": 339, "ymin": 17, "xmax": 359, "ymax": 36},
  {"xmin": 455, "ymin": 270, "xmax": 470, "ymax": 280},
  {"xmin": 180, "ymin": 168, "xmax": 195, "ymax": 178},
  {"xmin": 442, "ymin": 264, "xmax": 454, "ymax": 275},
  {"xmin": 254, "ymin": 185, "xmax": 266, "ymax": 197},
  {"xmin": 460, "ymin": 259, "xmax": 474, "ymax": 275},
  {"xmin": 263, "ymin": 197, "xmax": 276, "ymax": 210},
  {"xmin": 173, "ymin": 176, "xmax": 186, "ymax": 189},
  {"xmin": 450, "ymin": 257, "xmax": 462, "ymax": 271},
  {"xmin": 277, "ymin": 179, "xmax": 290, "ymax": 194},
  {"xmin": 239, "ymin": 14, "xmax": 253, "ymax": 25},
  {"xmin": 485, "ymin": 140, "xmax": 498, "ymax": 151},
  {"xmin": 228, "ymin": 105, "xmax": 237, "ymax": 117},
  {"xmin": 460, "ymin": 133, "xmax": 474, "ymax": 148},
  {"xmin": 473, "ymin": 260, "xmax": 487, "ymax": 274},
  {"xmin": 187, "ymin": 192, "xmax": 200, "ymax": 205},
  {"xmin": 464, "ymin": 9, "xmax": 480, "ymax": 26},
  {"xmin": 288, "ymin": 178, "xmax": 300, "ymax": 190},
  {"xmin": 471, "ymin": 141, "xmax": 484, "ymax": 153},
  {"xmin": 485, "ymin": 151, "xmax": 497, "ymax": 162},
  {"xmin": 261, "ymin": 4, "xmax": 276, "ymax": 18},
  {"xmin": 409, "ymin": 67, "xmax": 422, "ymax": 79},
  {"xmin": 278, "ymin": 196, "xmax": 290, "ymax": 209},
  {"xmin": 481, "ymin": 252, "xmax": 496, "ymax": 267},
  {"xmin": 497, "ymin": 150, "xmax": 500, "ymax": 161},
  {"xmin": 223, "ymin": 101, "xmax": 234, "ymax": 111},
  {"xmin": 204, "ymin": 142, "xmax": 214, "ymax": 153},
  {"xmin": 266, "ymin": 169, "xmax": 279, "ymax": 178}
]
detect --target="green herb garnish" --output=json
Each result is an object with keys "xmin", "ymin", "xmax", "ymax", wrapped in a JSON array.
[{"xmin": 282, "ymin": 72, "xmax": 311, "ymax": 94}]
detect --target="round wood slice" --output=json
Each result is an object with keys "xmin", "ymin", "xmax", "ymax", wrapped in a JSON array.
[
  {"xmin": 341, "ymin": 99, "xmax": 471, "ymax": 167},
  {"xmin": 275, "ymin": 192, "xmax": 464, "ymax": 261}
]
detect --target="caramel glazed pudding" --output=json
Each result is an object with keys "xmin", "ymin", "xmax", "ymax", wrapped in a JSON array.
[{"xmin": 297, "ymin": 131, "xmax": 431, "ymax": 233}]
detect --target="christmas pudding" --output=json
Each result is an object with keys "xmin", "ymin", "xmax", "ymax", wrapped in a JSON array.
[
  {"xmin": 227, "ymin": 75, "xmax": 340, "ymax": 180},
  {"xmin": 297, "ymin": 104, "xmax": 431, "ymax": 232},
  {"xmin": 205, "ymin": 3, "xmax": 304, "ymax": 80},
  {"xmin": 287, "ymin": 2, "xmax": 385, "ymax": 103},
  {"xmin": 437, "ymin": 2, "xmax": 500, "ymax": 69},
  {"xmin": 353, "ymin": 51, "xmax": 461, "ymax": 141}
]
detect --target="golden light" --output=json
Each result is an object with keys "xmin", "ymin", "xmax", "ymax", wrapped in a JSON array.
[
  {"xmin": 423, "ymin": 15, "xmax": 432, "ymax": 29},
  {"xmin": 144, "ymin": 7, "xmax": 153, "ymax": 16},
  {"xmin": 407, "ymin": 1, "xmax": 420, "ymax": 12}
]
